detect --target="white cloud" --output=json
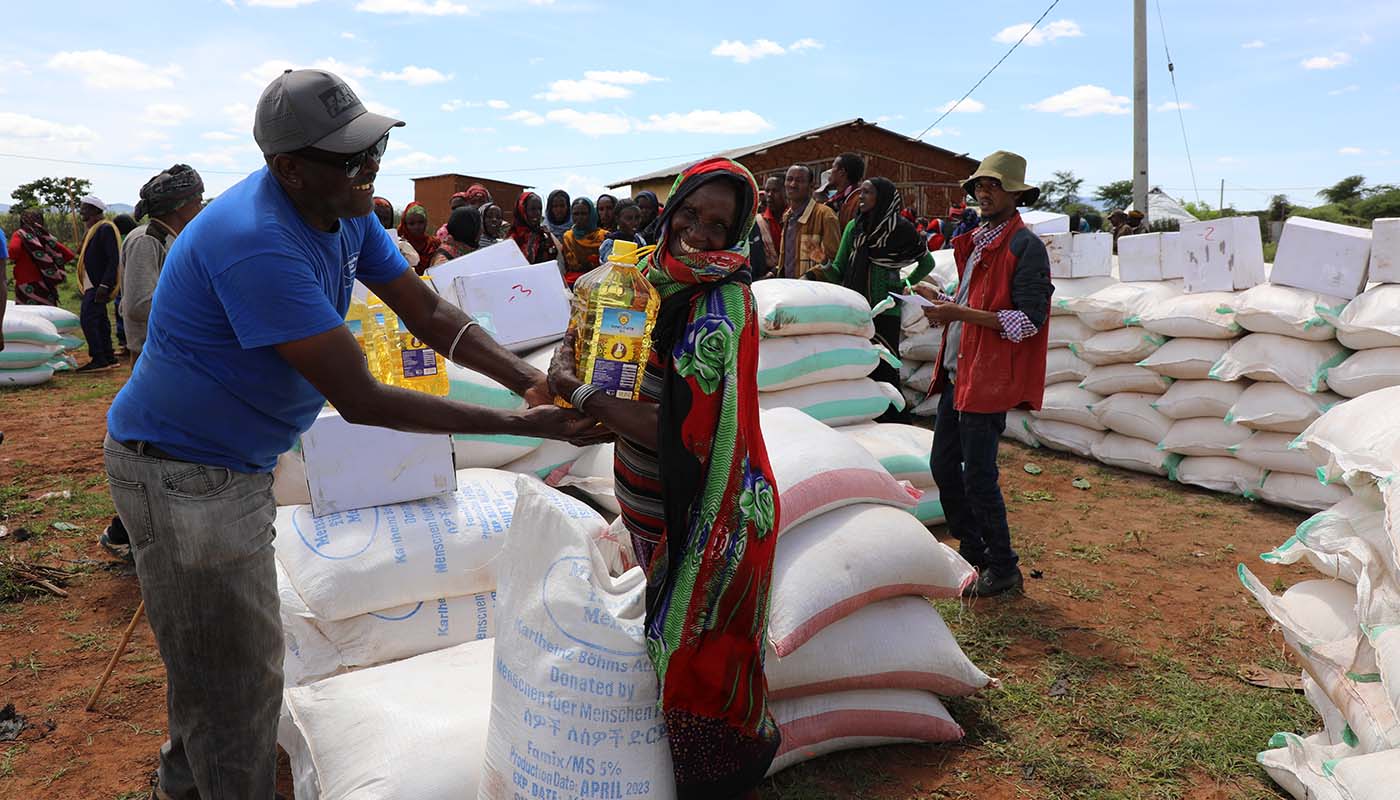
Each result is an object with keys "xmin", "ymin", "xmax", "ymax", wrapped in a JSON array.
[
  {"xmin": 789, "ymin": 38, "xmax": 823, "ymax": 51},
  {"xmin": 1329, "ymin": 84, "xmax": 1360, "ymax": 95},
  {"xmin": 1216, "ymin": 156, "xmax": 1240, "ymax": 165},
  {"xmin": 341, "ymin": 32, "xmax": 357, "ymax": 39},
  {"xmin": 582, "ymin": 70, "xmax": 662, "ymax": 86},
  {"xmin": 536, "ymin": 78, "xmax": 631, "ymax": 102},
  {"xmin": 461, "ymin": 126, "xmax": 496, "ymax": 134},
  {"xmin": 247, "ymin": 0, "xmax": 318, "ymax": 6},
  {"xmin": 993, "ymin": 19, "xmax": 1082, "ymax": 46},
  {"xmin": 382, "ymin": 151, "xmax": 458, "ymax": 170},
  {"xmin": 355, "ymin": 0, "xmax": 469, "ymax": 14},
  {"xmin": 936, "ymin": 98, "xmax": 985, "ymax": 113},
  {"xmin": 224, "ymin": 102, "xmax": 255, "ymax": 131},
  {"xmin": 1338, "ymin": 146, "xmax": 1364, "ymax": 155},
  {"xmin": 1028, "ymin": 85, "xmax": 1129, "ymax": 116},
  {"xmin": 1155, "ymin": 101, "xmax": 1194, "ymax": 111},
  {"xmin": 500, "ymin": 145, "xmax": 528, "ymax": 153},
  {"xmin": 387, "ymin": 139, "xmax": 410, "ymax": 152},
  {"xmin": 47, "ymin": 50, "xmax": 182, "ymax": 90},
  {"xmin": 0, "ymin": 112, "xmax": 99, "ymax": 142},
  {"xmin": 558, "ymin": 174, "xmax": 610, "ymax": 201},
  {"xmin": 486, "ymin": 99, "xmax": 510, "ymax": 109},
  {"xmin": 243, "ymin": 58, "xmax": 373, "ymax": 88},
  {"xmin": 143, "ymin": 103, "xmax": 194, "ymax": 126},
  {"xmin": 314, "ymin": 58, "xmax": 375, "ymax": 79},
  {"xmin": 506, "ymin": 110, "xmax": 546, "ymax": 126},
  {"xmin": 638, "ymin": 110, "xmax": 772, "ymax": 135},
  {"xmin": 0, "ymin": 59, "xmax": 29, "ymax": 75},
  {"xmin": 379, "ymin": 65, "xmax": 452, "ymax": 85},
  {"xmin": 873, "ymin": 114, "xmax": 904, "ymax": 124},
  {"xmin": 1302, "ymin": 52, "xmax": 1352, "ymax": 70},
  {"xmin": 1241, "ymin": 39, "xmax": 1265, "ymax": 49},
  {"xmin": 711, "ymin": 39, "xmax": 787, "ymax": 63},
  {"xmin": 364, "ymin": 99, "xmax": 401, "ymax": 117},
  {"xmin": 441, "ymin": 99, "xmax": 467, "ymax": 111},
  {"xmin": 201, "ymin": 130, "xmax": 240, "ymax": 141},
  {"xmin": 545, "ymin": 109, "xmax": 632, "ymax": 136}
]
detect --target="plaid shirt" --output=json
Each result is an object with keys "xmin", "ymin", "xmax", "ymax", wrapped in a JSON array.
[{"xmin": 969, "ymin": 219, "xmax": 1038, "ymax": 344}]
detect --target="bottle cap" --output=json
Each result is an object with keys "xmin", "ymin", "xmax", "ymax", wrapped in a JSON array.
[{"xmin": 608, "ymin": 241, "xmax": 656, "ymax": 265}]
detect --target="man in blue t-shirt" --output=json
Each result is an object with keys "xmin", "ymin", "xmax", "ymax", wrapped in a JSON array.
[{"xmin": 104, "ymin": 69, "xmax": 597, "ymax": 800}]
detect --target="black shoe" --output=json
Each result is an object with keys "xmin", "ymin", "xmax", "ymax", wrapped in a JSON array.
[
  {"xmin": 100, "ymin": 523, "xmax": 134, "ymax": 563},
  {"xmin": 76, "ymin": 359, "xmax": 115, "ymax": 372},
  {"xmin": 963, "ymin": 567, "xmax": 1024, "ymax": 598}
]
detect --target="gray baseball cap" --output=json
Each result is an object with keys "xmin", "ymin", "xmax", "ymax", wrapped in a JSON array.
[{"xmin": 253, "ymin": 69, "xmax": 404, "ymax": 156}]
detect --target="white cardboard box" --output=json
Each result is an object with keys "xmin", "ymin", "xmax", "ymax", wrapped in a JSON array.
[
  {"xmin": 1160, "ymin": 232, "xmax": 1186, "ymax": 279},
  {"xmin": 1179, "ymin": 217, "xmax": 1266, "ymax": 293},
  {"xmin": 1117, "ymin": 232, "xmax": 1163, "ymax": 282},
  {"xmin": 1367, "ymin": 218, "xmax": 1399, "ymax": 284},
  {"xmin": 1042, "ymin": 232, "xmax": 1075, "ymax": 278},
  {"xmin": 1270, "ymin": 216, "xmax": 1372, "ymax": 299},
  {"xmin": 427, "ymin": 241, "xmax": 570, "ymax": 353},
  {"xmin": 1070, "ymin": 233, "xmax": 1114, "ymax": 277},
  {"xmin": 300, "ymin": 409, "xmax": 457, "ymax": 518},
  {"xmin": 1021, "ymin": 210, "xmax": 1071, "ymax": 235}
]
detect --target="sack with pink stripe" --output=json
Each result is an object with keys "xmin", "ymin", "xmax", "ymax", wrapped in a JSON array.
[{"xmin": 766, "ymin": 689, "xmax": 964, "ymax": 775}]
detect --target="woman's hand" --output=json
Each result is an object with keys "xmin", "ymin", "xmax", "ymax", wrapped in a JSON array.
[{"xmin": 548, "ymin": 330, "xmax": 585, "ymax": 400}]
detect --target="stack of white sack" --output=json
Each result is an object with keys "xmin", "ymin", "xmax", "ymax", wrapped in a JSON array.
[
  {"xmin": 445, "ymin": 343, "xmax": 569, "ymax": 470},
  {"xmin": 1242, "ymin": 384, "xmax": 1400, "ymax": 798},
  {"xmin": 1317, "ymin": 282, "xmax": 1400, "ymax": 399},
  {"xmin": 753, "ymin": 279, "xmax": 904, "ymax": 426},
  {"xmin": 272, "ymin": 467, "xmax": 604, "ymax": 687},
  {"xmin": 0, "ymin": 310, "xmax": 77, "ymax": 386},
  {"xmin": 836, "ymin": 421, "xmax": 944, "ymax": 525}
]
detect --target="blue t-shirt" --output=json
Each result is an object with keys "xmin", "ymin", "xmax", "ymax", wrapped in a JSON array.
[
  {"xmin": 0, "ymin": 226, "xmax": 7, "ymax": 259},
  {"xmin": 107, "ymin": 167, "xmax": 409, "ymax": 472}
]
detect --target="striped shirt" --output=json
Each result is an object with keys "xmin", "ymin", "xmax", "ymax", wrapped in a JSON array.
[{"xmin": 614, "ymin": 348, "xmax": 667, "ymax": 568}]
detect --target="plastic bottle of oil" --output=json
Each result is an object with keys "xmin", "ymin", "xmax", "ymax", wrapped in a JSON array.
[
  {"xmin": 345, "ymin": 296, "xmax": 370, "ymax": 360},
  {"xmin": 567, "ymin": 241, "xmax": 659, "ymax": 402},
  {"xmin": 364, "ymin": 293, "xmax": 397, "ymax": 385}
]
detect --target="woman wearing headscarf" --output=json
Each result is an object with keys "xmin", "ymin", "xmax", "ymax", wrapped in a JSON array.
[
  {"xmin": 635, "ymin": 189, "xmax": 664, "ymax": 245},
  {"xmin": 805, "ymin": 177, "xmax": 935, "ymax": 405},
  {"xmin": 595, "ymin": 193, "xmax": 617, "ymax": 231},
  {"xmin": 436, "ymin": 191, "xmax": 473, "ymax": 240},
  {"xmin": 8, "ymin": 208, "xmax": 74, "ymax": 306},
  {"xmin": 429, "ymin": 206, "xmax": 482, "ymax": 267},
  {"xmin": 952, "ymin": 206, "xmax": 980, "ymax": 239},
  {"xmin": 544, "ymin": 189, "xmax": 572, "ymax": 240},
  {"xmin": 597, "ymin": 198, "xmax": 647, "ymax": 263},
  {"xmin": 398, "ymin": 201, "xmax": 438, "ymax": 275},
  {"xmin": 557, "ymin": 197, "xmax": 606, "ymax": 288},
  {"xmin": 548, "ymin": 158, "xmax": 780, "ymax": 798},
  {"xmin": 477, "ymin": 202, "xmax": 505, "ymax": 248},
  {"xmin": 508, "ymin": 191, "xmax": 559, "ymax": 264}
]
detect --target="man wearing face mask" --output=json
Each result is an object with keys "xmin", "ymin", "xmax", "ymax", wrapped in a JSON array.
[
  {"xmin": 103, "ymin": 69, "xmax": 597, "ymax": 800},
  {"xmin": 915, "ymin": 151, "xmax": 1053, "ymax": 599}
]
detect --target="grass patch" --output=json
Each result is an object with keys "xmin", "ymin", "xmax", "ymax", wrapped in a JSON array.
[
  {"xmin": 65, "ymin": 629, "xmax": 111, "ymax": 653},
  {"xmin": 0, "ymin": 743, "xmax": 28, "ymax": 779}
]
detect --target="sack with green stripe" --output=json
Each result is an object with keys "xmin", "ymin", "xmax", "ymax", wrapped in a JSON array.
[
  {"xmin": 757, "ymin": 333, "xmax": 895, "ymax": 392},
  {"xmin": 1, "ymin": 313, "xmax": 63, "ymax": 369},
  {"xmin": 753, "ymin": 279, "xmax": 876, "ymax": 339},
  {"xmin": 6, "ymin": 301, "xmax": 79, "ymax": 333},
  {"xmin": 1239, "ymin": 566, "xmax": 1400, "ymax": 753},
  {"xmin": 444, "ymin": 346, "xmax": 554, "ymax": 469},
  {"xmin": 1260, "ymin": 490, "xmax": 1385, "ymax": 584},
  {"xmin": 758, "ymin": 378, "xmax": 904, "ymax": 427}
]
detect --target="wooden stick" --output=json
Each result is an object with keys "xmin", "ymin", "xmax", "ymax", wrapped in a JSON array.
[{"xmin": 85, "ymin": 600, "xmax": 145, "ymax": 712}]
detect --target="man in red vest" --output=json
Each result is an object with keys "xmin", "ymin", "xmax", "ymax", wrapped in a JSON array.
[{"xmin": 915, "ymin": 151, "xmax": 1053, "ymax": 597}]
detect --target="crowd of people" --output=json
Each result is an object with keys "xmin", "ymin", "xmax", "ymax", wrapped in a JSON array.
[{"xmin": 4, "ymin": 66, "xmax": 1058, "ymax": 800}]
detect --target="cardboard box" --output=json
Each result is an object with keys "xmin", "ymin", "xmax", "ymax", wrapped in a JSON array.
[
  {"xmin": 428, "ymin": 241, "xmax": 570, "ymax": 353},
  {"xmin": 1117, "ymin": 233, "xmax": 1164, "ymax": 282},
  {"xmin": 300, "ymin": 409, "xmax": 457, "ymax": 518},
  {"xmin": 1270, "ymin": 217, "xmax": 1372, "ymax": 299},
  {"xmin": 1070, "ymin": 233, "xmax": 1114, "ymax": 277},
  {"xmin": 1179, "ymin": 217, "xmax": 1266, "ymax": 293},
  {"xmin": 1021, "ymin": 210, "xmax": 1071, "ymax": 235},
  {"xmin": 1160, "ymin": 232, "xmax": 1186, "ymax": 279},
  {"xmin": 1371, "ymin": 218, "xmax": 1400, "ymax": 284},
  {"xmin": 1042, "ymin": 232, "xmax": 1075, "ymax": 278}
]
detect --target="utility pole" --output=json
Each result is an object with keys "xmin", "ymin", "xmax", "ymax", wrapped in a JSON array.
[
  {"xmin": 1133, "ymin": 0, "xmax": 1149, "ymax": 218},
  {"xmin": 1219, "ymin": 179, "xmax": 1225, "ymax": 212}
]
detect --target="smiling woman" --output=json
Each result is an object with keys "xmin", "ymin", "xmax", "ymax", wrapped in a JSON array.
[{"xmin": 547, "ymin": 157, "xmax": 781, "ymax": 798}]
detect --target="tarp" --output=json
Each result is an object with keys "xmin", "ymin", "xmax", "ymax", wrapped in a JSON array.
[{"xmin": 1126, "ymin": 187, "xmax": 1199, "ymax": 226}]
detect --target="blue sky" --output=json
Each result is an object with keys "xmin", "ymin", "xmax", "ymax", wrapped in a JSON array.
[{"xmin": 1, "ymin": 0, "xmax": 1395, "ymax": 214}]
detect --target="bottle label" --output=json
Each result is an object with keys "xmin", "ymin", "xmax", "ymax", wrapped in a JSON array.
[
  {"xmin": 589, "ymin": 307, "xmax": 646, "ymax": 397},
  {"xmin": 400, "ymin": 342, "xmax": 440, "ymax": 378}
]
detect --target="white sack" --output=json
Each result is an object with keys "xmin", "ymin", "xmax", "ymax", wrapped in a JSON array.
[
  {"xmin": 1256, "ymin": 472, "xmax": 1351, "ymax": 512},
  {"xmin": 1158, "ymin": 418, "xmax": 1252, "ymax": 457},
  {"xmin": 1294, "ymin": 386, "xmax": 1400, "ymax": 483},
  {"xmin": 758, "ymin": 333, "xmax": 886, "ymax": 392},
  {"xmin": 758, "ymin": 378, "xmax": 904, "ymax": 427},
  {"xmin": 1326, "ymin": 349, "xmax": 1400, "ymax": 398},
  {"xmin": 1226, "ymin": 383, "xmax": 1342, "ymax": 434},
  {"xmin": 1079, "ymin": 364, "xmax": 1173, "ymax": 396},
  {"xmin": 1332, "ymin": 284, "xmax": 1400, "ymax": 350},
  {"xmin": 1030, "ymin": 383, "xmax": 1106, "ymax": 430},
  {"xmin": 838, "ymin": 423, "xmax": 935, "ymax": 488},
  {"xmin": 1070, "ymin": 328, "xmax": 1166, "ymax": 366},
  {"xmin": 1232, "ymin": 432, "xmax": 1321, "ymax": 475},
  {"xmin": 1230, "ymin": 283, "xmax": 1345, "ymax": 341},
  {"xmin": 1063, "ymin": 281, "xmax": 1182, "ymax": 332},
  {"xmin": 1089, "ymin": 393, "xmax": 1173, "ymax": 442},
  {"xmin": 766, "ymin": 689, "xmax": 963, "ymax": 776},
  {"xmin": 1091, "ymin": 433, "xmax": 1182, "ymax": 478},
  {"xmin": 1137, "ymin": 338, "xmax": 1233, "ymax": 381},
  {"xmin": 1045, "ymin": 348, "xmax": 1093, "ymax": 384},
  {"xmin": 1135, "ymin": 291, "xmax": 1242, "ymax": 339},
  {"xmin": 1047, "ymin": 315, "xmax": 1094, "ymax": 349},
  {"xmin": 1050, "ymin": 276, "xmax": 1118, "ymax": 316},
  {"xmin": 1025, "ymin": 418, "xmax": 1106, "ymax": 459},
  {"xmin": 1209, "ymin": 333, "xmax": 1350, "ymax": 394},
  {"xmin": 754, "ymin": 279, "xmax": 876, "ymax": 338},
  {"xmin": 1151, "ymin": 380, "xmax": 1247, "ymax": 421},
  {"xmin": 1003, "ymin": 410, "xmax": 1041, "ymax": 448},
  {"xmin": 1175, "ymin": 457, "xmax": 1264, "ymax": 497}
]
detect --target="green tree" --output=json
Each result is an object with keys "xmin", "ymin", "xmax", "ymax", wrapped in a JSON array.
[
  {"xmin": 1034, "ymin": 170, "xmax": 1085, "ymax": 214},
  {"xmin": 1093, "ymin": 180, "xmax": 1135, "ymax": 212},
  {"xmin": 1268, "ymin": 194, "xmax": 1291, "ymax": 221},
  {"xmin": 10, "ymin": 176, "xmax": 92, "ymax": 214},
  {"xmin": 1317, "ymin": 175, "xmax": 1365, "ymax": 206}
]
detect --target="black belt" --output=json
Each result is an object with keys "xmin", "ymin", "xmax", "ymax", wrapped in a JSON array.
[{"xmin": 117, "ymin": 439, "xmax": 190, "ymax": 463}]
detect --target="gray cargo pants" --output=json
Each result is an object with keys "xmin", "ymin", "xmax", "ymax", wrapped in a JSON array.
[{"xmin": 104, "ymin": 435, "xmax": 283, "ymax": 800}]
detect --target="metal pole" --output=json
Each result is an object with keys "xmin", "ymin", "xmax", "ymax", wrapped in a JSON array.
[
  {"xmin": 1219, "ymin": 179, "xmax": 1225, "ymax": 212},
  {"xmin": 1133, "ymin": 0, "xmax": 1149, "ymax": 218}
]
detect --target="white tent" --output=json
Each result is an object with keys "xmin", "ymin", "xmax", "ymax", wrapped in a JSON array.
[{"xmin": 1126, "ymin": 187, "xmax": 1199, "ymax": 226}]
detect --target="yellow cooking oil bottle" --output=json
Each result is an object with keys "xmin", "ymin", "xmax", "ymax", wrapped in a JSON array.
[
  {"xmin": 357, "ymin": 285, "xmax": 449, "ymax": 395},
  {"xmin": 345, "ymin": 295, "xmax": 370, "ymax": 358},
  {"xmin": 567, "ymin": 240, "xmax": 659, "ymax": 403}
]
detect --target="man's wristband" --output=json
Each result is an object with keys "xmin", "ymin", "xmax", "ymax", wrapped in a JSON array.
[{"xmin": 570, "ymin": 383, "xmax": 600, "ymax": 411}]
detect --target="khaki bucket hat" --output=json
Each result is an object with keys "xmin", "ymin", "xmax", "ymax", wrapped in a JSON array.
[{"xmin": 962, "ymin": 150, "xmax": 1040, "ymax": 206}]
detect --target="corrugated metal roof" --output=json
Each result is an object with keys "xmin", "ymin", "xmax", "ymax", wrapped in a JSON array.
[
  {"xmin": 410, "ymin": 173, "xmax": 531, "ymax": 187},
  {"xmin": 608, "ymin": 118, "xmax": 969, "ymax": 188}
]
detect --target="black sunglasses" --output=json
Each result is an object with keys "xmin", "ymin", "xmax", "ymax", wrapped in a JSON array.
[{"xmin": 294, "ymin": 133, "xmax": 390, "ymax": 179}]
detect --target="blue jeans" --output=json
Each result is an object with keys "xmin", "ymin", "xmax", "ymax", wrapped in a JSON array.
[
  {"xmin": 930, "ymin": 382, "xmax": 1018, "ymax": 574},
  {"xmin": 80, "ymin": 288, "xmax": 114, "ymax": 363},
  {"xmin": 104, "ymin": 436, "xmax": 282, "ymax": 800}
]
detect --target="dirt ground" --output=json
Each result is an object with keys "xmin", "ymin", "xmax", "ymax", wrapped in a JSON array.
[{"xmin": 0, "ymin": 363, "xmax": 1318, "ymax": 800}]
